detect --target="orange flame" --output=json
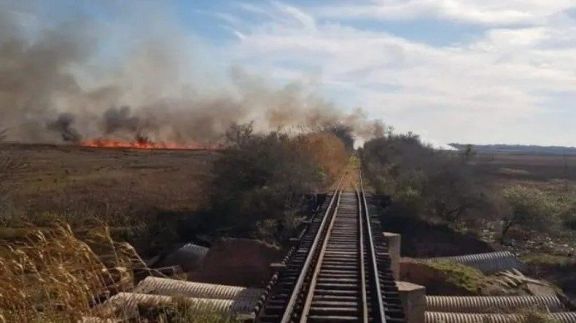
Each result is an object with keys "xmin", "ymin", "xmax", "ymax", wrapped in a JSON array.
[{"xmin": 80, "ymin": 138, "xmax": 203, "ymax": 150}]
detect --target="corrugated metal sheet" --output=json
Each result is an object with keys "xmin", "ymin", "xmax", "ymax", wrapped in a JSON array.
[
  {"xmin": 425, "ymin": 251, "xmax": 525, "ymax": 274},
  {"xmin": 426, "ymin": 311, "xmax": 576, "ymax": 323},
  {"xmin": 134, "ymin": 277, "xmax": 263, "ymax": 303},
  {"xmin": 426, "ymin": 295, "xmax": 564, "ymax": 313}
]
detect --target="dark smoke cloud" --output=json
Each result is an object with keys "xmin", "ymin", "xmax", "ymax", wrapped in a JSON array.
[
  {"xmin": 46, "ymin": 113, "xmax": 82, "ymax": 143},
  {"xmin": 0, "ymin": 2, "xmax": 385, "ymax": 145},
  {"xmin": 102, "ymin": 106, "xmax": 141, "ymax": 135}
]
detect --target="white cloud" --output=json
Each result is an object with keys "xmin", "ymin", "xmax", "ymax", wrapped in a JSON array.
[
  {"xmin": 219, "ymin": 1, "xmax": 576, "ymax": 145},
  {"xmin": 315, "ymin": 0, "xmax": 576, "ymax": 26},
  {"xmin": 272, "ymin": 1, "xmax": 316, "ymax": 31}
]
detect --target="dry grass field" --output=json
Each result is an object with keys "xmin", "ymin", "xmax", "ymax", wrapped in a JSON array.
[
  {"xmin": 471, "ymin": 152, "xmax": 576, "ymax": 244},
  {"xmin": 3, "ymin": 143, "xmax": 215, "ymax": 221},
  {"xmin": 473, "ymin": 152, "xmax": 576, "ymax": 188},
  {"xmin": 471, "ymin": 152, "xmax": 576, "ymax": 300},
  {"xmin": 4, "ymin": 145, "xmax": 574, "ymax": 230}
]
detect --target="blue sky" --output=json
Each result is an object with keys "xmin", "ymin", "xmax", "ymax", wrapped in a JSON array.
[{"xmin": 5, "ymin": 0, "xmax": 576, "ymax": 146}]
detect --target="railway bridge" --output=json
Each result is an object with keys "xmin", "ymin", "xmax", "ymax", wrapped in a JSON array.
[
  {"xmin": 251, "ymin": 170, "xmax": 576, "ymax": 323},
  {"xmin": 253, "ymin": 174, "xmax": 406, "ymax": 322},
  {"xmin": 98, "ymin": 170, "xmax": 576, "ymax": 322}
]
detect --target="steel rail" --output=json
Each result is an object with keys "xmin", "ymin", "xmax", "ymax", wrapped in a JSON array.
[
  {"xmin": 279, "ymin": 179, "xmax": 344, "ymax": 323},
  {"xmin": 297, "ymin": 190, "xmax": 342, "ymax": 322},
  {"xmin": 286, "ymin": 175, "xmax": 381, "ymax": 323},
  {"xmin": 360, "ymin": 171, "xmax": 387, "ymax": 323},
  {"xmin": 357, "ymin": 188, "xmax": 369, "ymax": 323},
  {"xmin": 356, "ymin": 187, "xmax": 369, "ymax": 322},
  {"xmin": 257, "ymin": 172, "xmax": 405, "ymax": 322}
]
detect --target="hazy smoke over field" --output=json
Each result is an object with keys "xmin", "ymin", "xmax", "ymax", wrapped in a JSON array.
[{"xmin": 0, "ymin": 3, "xmax": 383, "ymax": 145}]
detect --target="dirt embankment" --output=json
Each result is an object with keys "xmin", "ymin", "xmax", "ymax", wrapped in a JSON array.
[
  {"xmin": 379, "ymin": 214, "xmax": 495, "ymax": 258},
  {"xmin": 186, "ymin": 238, "xmax": 283, "ymax": 288}
]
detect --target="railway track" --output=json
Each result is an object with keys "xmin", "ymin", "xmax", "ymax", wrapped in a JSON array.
[{"xmin": 255, "ymin": 176, "xmax": 405, "ymax": 322}]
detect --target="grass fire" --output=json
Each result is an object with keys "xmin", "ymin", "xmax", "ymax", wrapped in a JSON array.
[
  {"xmin": 1, "ymin": 1, "xmax": 576, "ymax": 323},
  {"xmin": 80, "ymin": 137, "xmax": 206, "ymax": 150}
]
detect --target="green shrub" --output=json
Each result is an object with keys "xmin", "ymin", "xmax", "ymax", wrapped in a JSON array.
[
  {"xmin": 559, "ymin": 204, "xmax": 576, "ymax": 231},
  {"xmin": 361, "ymin": 133, "xmax": 492, "ymax": 224},
  {"xmin": 564, "ymin": 216, "xmax": 576, "ymax": 230},
  {"xmin": 427, "ymin": 260, "xmax": 487, "ymax": 294},
  {"xmin": 522, "ymin": 253, "xmax": 573, "ymax": 267},
  {"xmin": 137, "ymin": 297, "xmax": 238, "ymax": 323},
  {"xmin": 521, "ymin": 310, "xmax": 559, "ymax": 323},
  {"xmin": 501, "ymin": 186, "xmax": 560, "ymax": 242},
  {"xmin": 205, "ymin": 123, "xmax": 345, "ymax": 242}
]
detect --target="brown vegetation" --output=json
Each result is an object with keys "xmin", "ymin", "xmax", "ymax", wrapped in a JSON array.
[
  {"xmin": 473, "ymin": 152, "xmax": 576, "ymax": 184},
  {"xmin": 0, "ymin": 224, "xmax": 240, "ymax": 322},
  {"xmin": 1, "ymin": 144, "xmax": 214, "ymax": 225},
  {"xmin": 203, "ymin": 123, "xmax": 348, "ymax": 243},
  {"xmin": 0, "ymin": 143, "xmax": 215, "ymax": 255},
  {"xmin": 0, "ymin": 123, "xmax": 350, "ymax": 321},
  {"xmin": 299, "ymin": 132, "xmax": 348, "ymax": 181},
  {"xmin": 0, "ymin": 225, "xmax": 134, "ymax": 322}
]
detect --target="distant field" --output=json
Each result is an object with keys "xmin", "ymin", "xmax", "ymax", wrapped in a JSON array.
[
  {"xmin": 2, "ymin": 144, "xmax": 216, "ymax": 225},
  {"xmin": 471, "ymin": 152, "xmax": 576, "ymax": 300},
  {"xmin": 5, "ymin": 147, "xmax": 576, "ymax": 221},
  {"xmin": 472, "ymin": 152, "xmax": 576, "ymax": 188}
]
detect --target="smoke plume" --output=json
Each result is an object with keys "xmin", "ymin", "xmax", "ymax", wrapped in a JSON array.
[
  {"xmin": 0, "ymin": 2, "xmax": 383, "ymax": 146},
  {"xmin": 46, "ymin": 113, "xmax": 82, "ymax": 143},
  {"xmin": 102, "ymin": 107, "xmax": 141, "ymax": 135}
]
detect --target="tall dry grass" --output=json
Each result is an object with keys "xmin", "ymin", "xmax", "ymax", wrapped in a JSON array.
[
  {"xmin": 0, "ymin": 224, "xmax": 135, "ymax": 322},
  {"xmin": 298, "ymin": 132, "xmax": 348, "ymax": 184},
  {"xmin": 0, "ymin": 223, "xmax": 244, "ymax": 322}
]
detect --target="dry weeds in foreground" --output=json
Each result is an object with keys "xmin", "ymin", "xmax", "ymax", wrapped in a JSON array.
[
  {"xmin": 0, "ymin": 224, "xmax": 134, "ymax": 322},
  {"xmin": 0, "ymin": 224, "xmax": 240, "ymax": 322}
]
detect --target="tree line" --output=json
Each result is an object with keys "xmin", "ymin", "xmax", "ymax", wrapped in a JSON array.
[{"xmin": 360, "ymin": 132, "xmax": 576, "ymax": 242}]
